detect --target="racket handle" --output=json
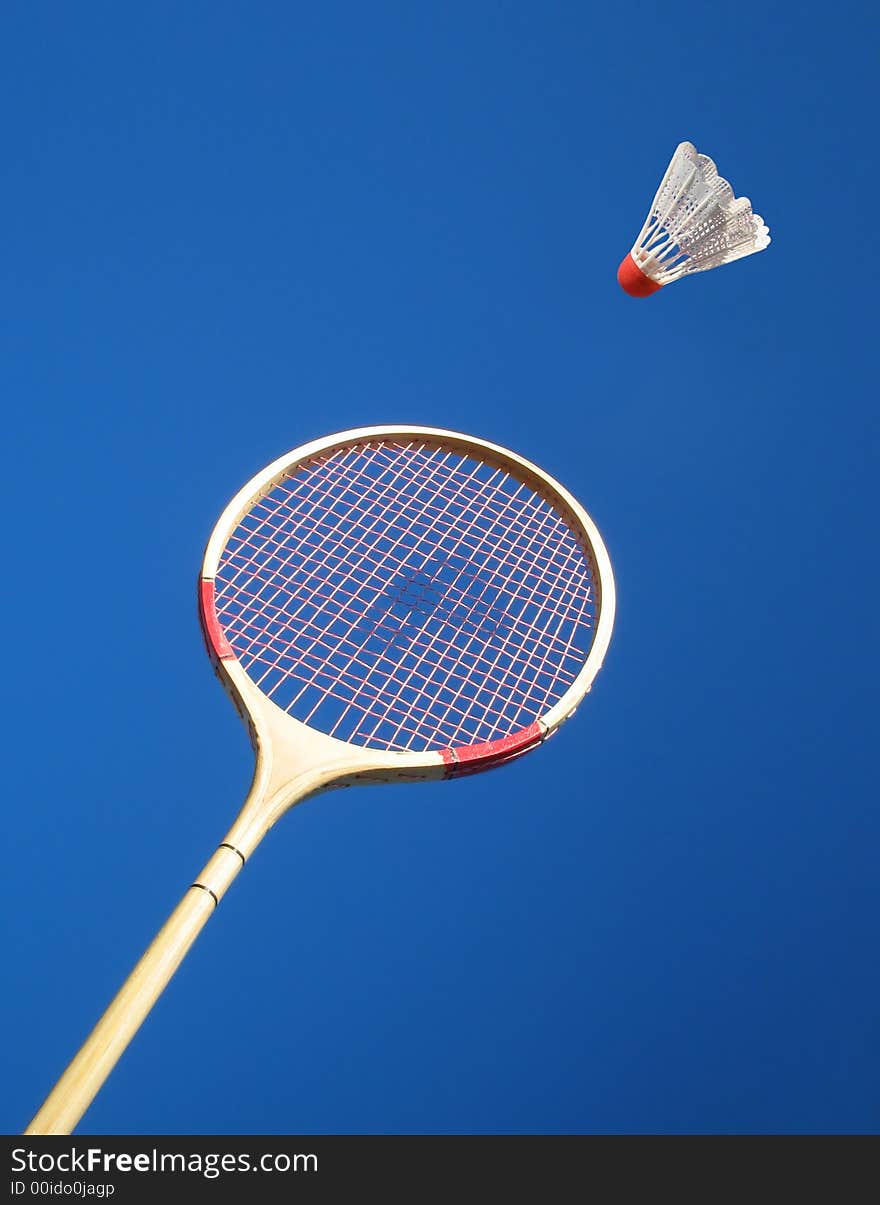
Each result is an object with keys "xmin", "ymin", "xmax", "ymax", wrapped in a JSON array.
[{"xmin": 24, "ymin": 843, "xmax": 247, "ymax": 1135}]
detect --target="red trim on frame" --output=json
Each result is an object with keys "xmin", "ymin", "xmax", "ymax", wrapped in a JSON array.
[
  {"xmin": 441, "ymin": 720, "xmax": 545, "ymax": 777},
  {"xmin": 199, "ymin": 579, "xmax": 235, "ymax": 661}
]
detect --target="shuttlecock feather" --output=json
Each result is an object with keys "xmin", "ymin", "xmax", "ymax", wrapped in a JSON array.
[{"xmin": 618, "ymin": 142, "xmax": 770, "ymax": 297}]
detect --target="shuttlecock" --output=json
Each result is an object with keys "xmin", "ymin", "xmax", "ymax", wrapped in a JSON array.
[{"xmin": 617, "ymin": 141, "xmax": 770, "ymax": 297}]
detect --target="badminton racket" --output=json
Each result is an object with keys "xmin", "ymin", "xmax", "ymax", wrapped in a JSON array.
[{"xmin": 26, "ymin": 424, "xmax": 615, "ymax": 1133}]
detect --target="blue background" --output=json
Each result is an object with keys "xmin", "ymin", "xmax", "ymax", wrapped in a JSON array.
[{"xmin": 3, "ymin": 2, "xmax": 877, "ymax": 1134}]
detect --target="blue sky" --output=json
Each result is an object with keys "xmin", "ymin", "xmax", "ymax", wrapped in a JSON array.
[{"xmin": 2, "ymin": 1, "xmax": 877, "ymax": 1134}]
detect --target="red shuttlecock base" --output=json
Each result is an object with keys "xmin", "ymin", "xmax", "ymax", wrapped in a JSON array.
[{"xmin": 617, "ymin": 253, "xmax": 662, "ymax": 298}]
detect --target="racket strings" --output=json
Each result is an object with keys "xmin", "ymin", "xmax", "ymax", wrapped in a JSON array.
[
  {"xmin": 345, "ymin": 454, "xmax": 586, "ymax": 749},
  {"xmin": 215, "ymin": 440, "xmax": 595, "ymax": 752},
  {"xmin": 220, "ymin": 442, "xmax": 589, "ymax": 749},
  {"xmin": 232, "ymin": 458, "xmax": 584, "ymax": 701},
  {"xmin": 219, "ymin": 442, "xmax": 591, "ymax": 749}
]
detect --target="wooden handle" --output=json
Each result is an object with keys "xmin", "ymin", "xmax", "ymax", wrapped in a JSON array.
[
  {"xmin": 25, "ymin": 635, "xmax": 453, "ymax": 1134},
  {"xmin": 23, "ymin": 674, "xmax": 392, "ymax": 1134},
  {"xmin": 25, "ymin": 844, "xmax": 246, "ymax": 1135}
]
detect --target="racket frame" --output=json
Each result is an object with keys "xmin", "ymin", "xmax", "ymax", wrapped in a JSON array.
[
  {"xmin": 199, "ymin": 425, "xmax": 615, "ymax": 856},
  {"xmin": 25, "ymin": 424, "xmax": 614, "ymax": 1134}
]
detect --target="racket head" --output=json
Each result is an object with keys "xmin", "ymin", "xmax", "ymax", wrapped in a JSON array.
[{"xmin": 199, "ymin": 426, "xmax": 615, "ymax": 784}]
